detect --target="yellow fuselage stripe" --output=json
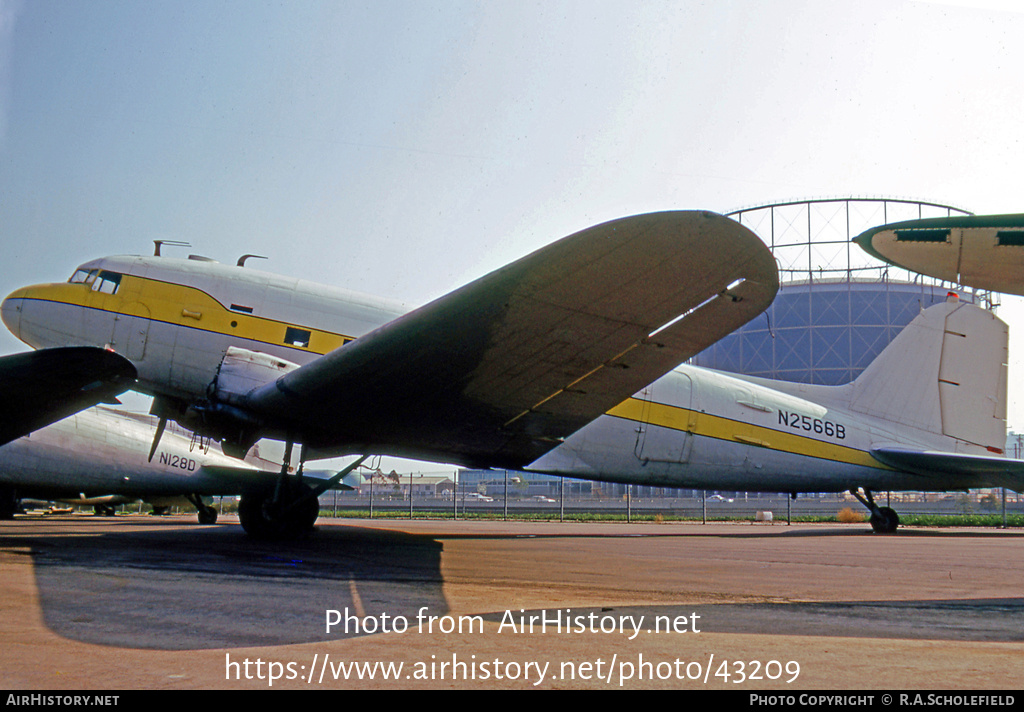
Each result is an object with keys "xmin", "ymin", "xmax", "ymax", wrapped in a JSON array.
[
  {"xmin": 608, "ymin": 397, "xmax": 883, "ymax": 469},
  {"xmin": 22, "ymin": 277, "xmax": 351, "ymax": 356}
]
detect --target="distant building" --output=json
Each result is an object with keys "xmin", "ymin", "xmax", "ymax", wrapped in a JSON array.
[
  {"xmin": 693, "ymin": 198, "xmax": 984, "ymax": 384},
  {"xmin": 694, "ymin": 279, "xmax": 959, "ymax": 384},
  {"xmin": 355, "ymin": 472, "xmax": 454, "ymax": 498},
  {"xmin": 457, "ymin": 469, "xmax": 691, "ymax": 499}
]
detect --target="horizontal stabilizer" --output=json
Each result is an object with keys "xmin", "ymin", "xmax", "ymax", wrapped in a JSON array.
[
  {"xmin": 197, "ymin": 466, "xmax": 358, "ymax": 494},
  {"xmin": 870, "ymin": 448, "xmax": 1024, "ymax": 492}
]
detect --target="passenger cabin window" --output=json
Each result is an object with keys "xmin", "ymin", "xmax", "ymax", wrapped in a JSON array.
[
  {"xmin": 284, "ymin": 327, "xmax": 311, "ymax": 348},
  {"xmin": 91, "ymin": 270, "xmax": 122, "ymax": 295}
]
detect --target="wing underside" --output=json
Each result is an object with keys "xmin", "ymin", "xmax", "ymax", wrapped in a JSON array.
[
  {"xmin": 854, "ymin": 213, "xmax": 1024, "ymax": 296},
  {"xmin": 247, "ymin": 211, "xmax": 780, "ymax": 467},
  {"xmin": 0, "ymin": 347, "xmax": 136, "ymax": 447}
]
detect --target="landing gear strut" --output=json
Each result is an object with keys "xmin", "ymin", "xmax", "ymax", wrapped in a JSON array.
[
  {"xmin": 237, "ymin": 443, "xmax": 368, "ymax": 540},
  {"xmin": 850, "ymin": 488, "xmax": 899, "ymax": 534},
  {"xmin": 185, "ymin": 494, "xmax": 218, "ymax": 524},
  {"xmin": 238, "ymin": 440, "xmax": 319, "ymax": 540}
]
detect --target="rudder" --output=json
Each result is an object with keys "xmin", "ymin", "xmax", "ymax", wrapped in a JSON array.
[{"xmin": 848, "ymin": 296, "xmax": 1007, "ymax": 452}]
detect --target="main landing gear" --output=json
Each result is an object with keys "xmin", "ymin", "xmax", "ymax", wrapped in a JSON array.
[
  {"xmin": 0, "ymin": 487, "xmax": 19, "ymax": 520},
  {"xmin": 238, "ymin": 441, "xmax": 316, "ymax": 539},
  {"xmin": 238, "ymin": 484, "xmax": 320, "ymax": 540},
  {"xmin": 850, "ymin": 488, "xmax": 900, "ymax": 534},
  {"xmin": 237, "ymin": 441, "xmax": 367, "ymax": 540},
  {"xmin": 185, "ymin": 494, "xmax": 219, "ymax": 525}
]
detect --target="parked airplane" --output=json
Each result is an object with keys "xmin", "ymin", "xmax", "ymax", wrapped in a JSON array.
[
  {"xmin": 854, "ymin": 213, "xmax": 1024, "ymax": 295},
  {"xmin": 0, "ymin": 405, "xmax": 360, "ymax": 523},
  {"xmin": 3, "ymin": 210, "xmax": 1019, "ymax": 536},
  {"xmin": 0, "ymin": 343, "xmax": 137, "ymax": 517},
  {"xmin": 0, "ymin": 345, "xmax": 135, "ymax": 449}
]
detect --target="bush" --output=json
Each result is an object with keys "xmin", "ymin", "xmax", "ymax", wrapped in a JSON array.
[{"xmin": 837, "ymin": 507, "xmax": 866, "ymax": 523}]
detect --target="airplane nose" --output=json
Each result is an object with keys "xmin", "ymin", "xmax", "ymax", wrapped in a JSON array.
[{"xmin": 1, "ymin": 288, "xmax": 26, "ymax": 338}]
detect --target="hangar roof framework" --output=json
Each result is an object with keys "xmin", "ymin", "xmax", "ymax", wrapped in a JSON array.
[
  {"xmin": 726, "ymin": 196, "xmax": 979, "ymax": 299},
  {"xmin": 692, "ymin": 197, "xmax": 987, "ymax": 385}
]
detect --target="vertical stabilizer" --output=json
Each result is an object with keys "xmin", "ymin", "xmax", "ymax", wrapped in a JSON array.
[{"xmin": 848, "ymin": 297, "xmax": 1007, "ymax": 451}]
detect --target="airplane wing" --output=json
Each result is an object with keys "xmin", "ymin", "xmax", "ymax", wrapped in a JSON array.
[
  {"xmin": 246, "ymin": 211, "xmax": 779, "ymax": 468},
  {"xmin": 854, "ymin": 213, "xmax": 1024, "ymax": 296},
  {"xmin": 0, "ymin": 346, "xmax": 136, "ymax": 446},
  {"xmin": 869, "ymin": 447, "xmax": 1024, "ymax": 492},
  {"xmin": 192, "ymin": 466, "xmax": 358, "ymax": 495}
]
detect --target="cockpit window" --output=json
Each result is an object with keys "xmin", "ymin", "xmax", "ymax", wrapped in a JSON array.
[
  {"xmin": 69, "ymin": 268, "xmax": 98, "ymax": 285},
  {"xmin": 91, "ymin": 270, "xmax": 122, "ymax": 295}
]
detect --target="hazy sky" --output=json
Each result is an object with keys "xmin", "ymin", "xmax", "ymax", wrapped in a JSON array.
[{"xmin": 3, "ymin": 0, "xmax": 1024, "ymax": 442}]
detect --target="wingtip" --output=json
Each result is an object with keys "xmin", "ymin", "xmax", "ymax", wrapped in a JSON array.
[{"xmin": 851, "ymin": 226, "xmax": 891, "ymax": 265}]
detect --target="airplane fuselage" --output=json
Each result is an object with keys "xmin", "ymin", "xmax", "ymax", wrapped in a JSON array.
[
  {"xmin": 1, "ymin": 255, "xmax": 406, "ymax": 403},
  {"xmin": 0, "ymin": 252, "xmax": 1004, "ymax": 496},
  {"xmin": 0, "ymin": 406, "xmax": 258, "ymax": 501},
  {"xmin": 528, "ymin": 364, "xmax": 975, "ymax": 493}
]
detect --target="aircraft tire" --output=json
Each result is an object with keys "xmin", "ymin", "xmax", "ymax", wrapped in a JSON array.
[
  {"xmin": 0, "ymin": 487, "xmax": 17, "ymax": 520},
  {"xmin": 870, "ymin": 506, "xmax": 899, "ymax": 534},
  {"xmin": 198, "ymin": 508, "xmax": 218, "ymax": 525},
  {"xmin": 239, "ymin": 487, "xmax": 319, "ymax": 540}
]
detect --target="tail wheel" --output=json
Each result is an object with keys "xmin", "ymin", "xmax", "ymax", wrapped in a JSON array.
[
  {"xmin": 852, "ymin": 489, "xmax": 900, "ymax": 534},
  {"xmin": 869, "ymin": 506, "xmax": 900, "ymax": 534},
  {"xmin": 185, "ymin": 494, "xmax": 219, "ymax": 525}
]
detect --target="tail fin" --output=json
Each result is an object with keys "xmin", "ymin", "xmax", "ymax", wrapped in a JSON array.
[{"xmin": 849, "ymin": 296, "xmax": 1007, "ymax": 451}]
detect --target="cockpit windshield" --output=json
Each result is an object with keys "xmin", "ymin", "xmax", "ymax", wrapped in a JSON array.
[
  {"xmin": 69, "ymin": 268, "xmax": 97, "ymax": 285},
  {"xmin": 68, "ymin": 268, "xmax": 121, "ymax": 294},
  {"xmin": 93, "ymin": 270, "xmax": 121, "ymax": 294}
]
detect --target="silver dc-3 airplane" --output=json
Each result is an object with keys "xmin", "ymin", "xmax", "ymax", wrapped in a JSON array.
[
  {"xmin": 0, "ymin": 404, "xmax": 358, "ymax": 523},
  {"xmin": 3, "ymin": 210, "xmax": 1021, "ymax": 537},
  {"xmin": 1, "ymin": 405, "xmax": 245, "ymax": 522}
]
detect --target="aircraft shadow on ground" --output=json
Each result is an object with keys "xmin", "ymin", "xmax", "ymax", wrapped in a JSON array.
[
  {"xmin": 20, "ymin": 521, "xmax": 447, "ymax": 651},
  {"xmin": 10, "ymin": 518, "xmax": 1024, "ymax": 650},
  {"xmin": 478, "ymin": 600, "xmax": 1024, "ymax": 643},
  {"xmin": 477, "ymin": 602, "xmax": 1024, "ymax": 647}
]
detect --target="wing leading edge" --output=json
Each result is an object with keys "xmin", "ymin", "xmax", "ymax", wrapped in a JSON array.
[
  {"xmin": 0, "ymin": 346, "xmax": 137, "ymax": 446},
  {"xmin": 247, "ymin": 211, "xmax": 780, "ymax": 467},
  {"xmin": 854, "ymin": 213, "xmax": 1024, "ymax": 296}
]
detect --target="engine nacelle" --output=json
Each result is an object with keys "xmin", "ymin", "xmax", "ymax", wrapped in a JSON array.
[
  {"xmin": 149, "ymin": 347, "xmax": 303, "ymax": 459},
  {"xmin": 211, "ymin": 346, "xmax": 300, "ymax": 406}
]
